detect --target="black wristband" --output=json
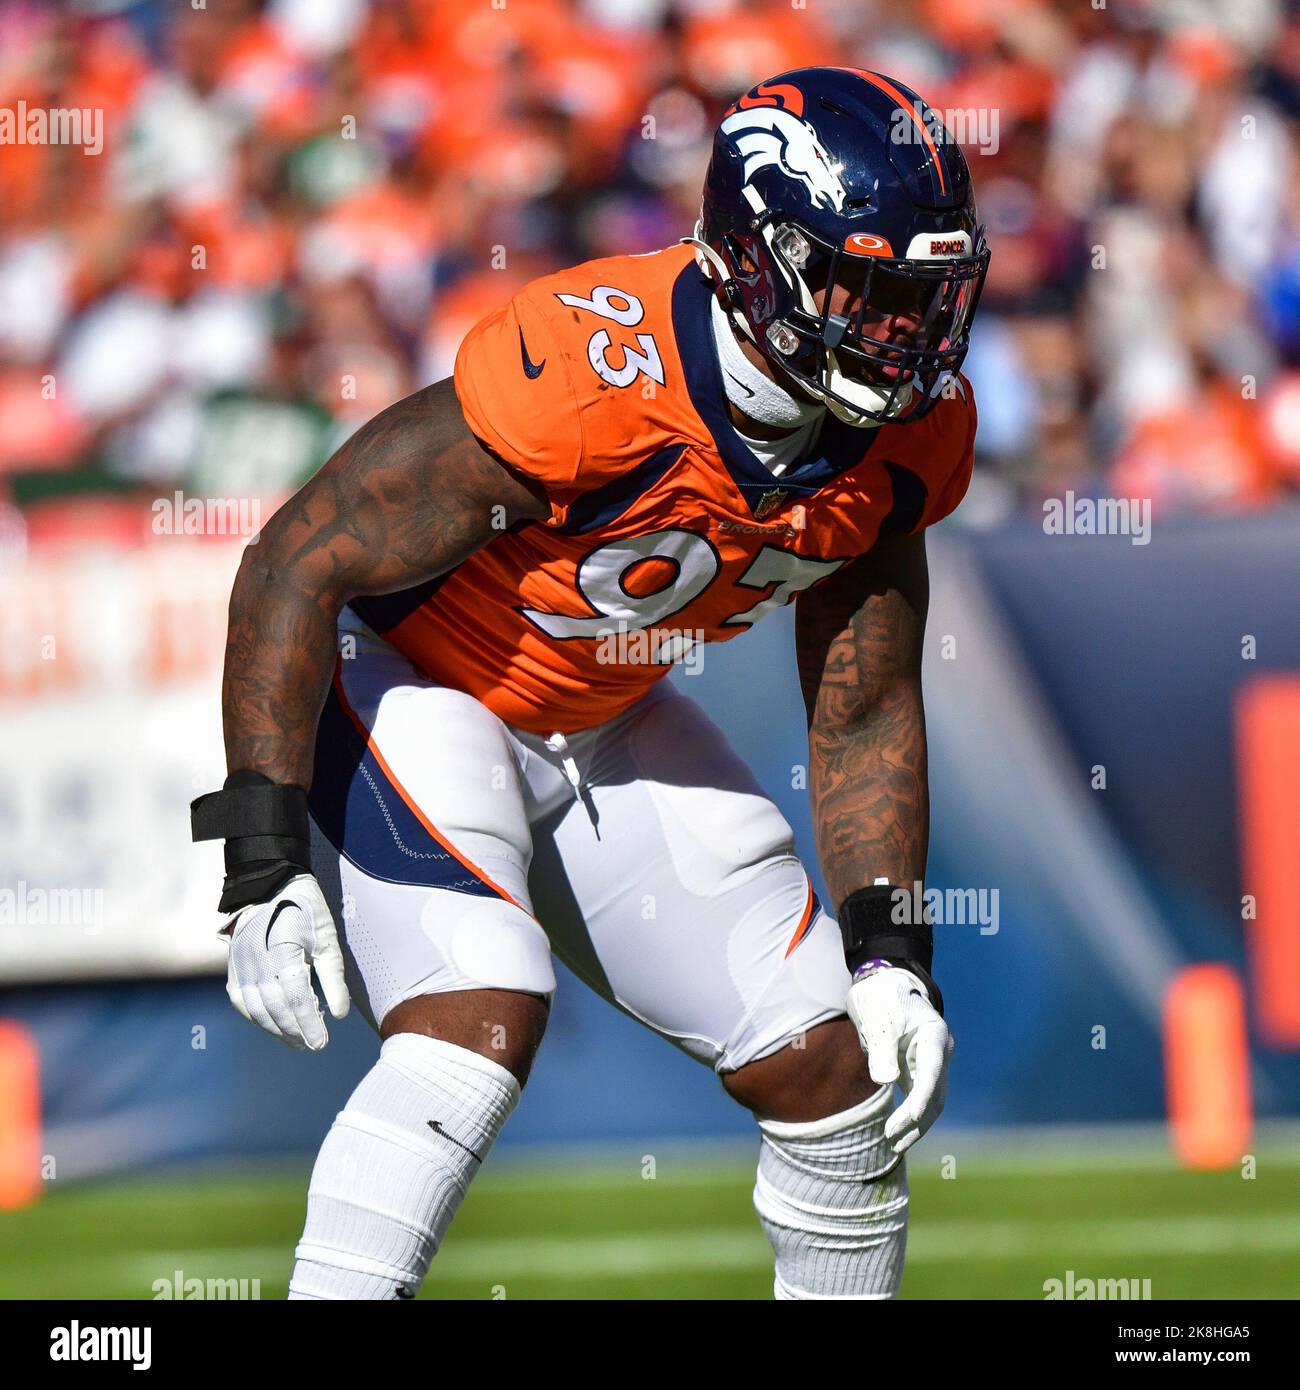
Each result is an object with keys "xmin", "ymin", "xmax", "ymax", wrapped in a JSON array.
[
  {"xmin": 191, "ymin": 771, "xmax": 311, "ymax": 914},
  {"xmin": 838, "ymin": 884, "xmax": 943, "ymax": 1015},
  {"xmin": 191, "ymin": 770, "xmax": 309, "ymax": 843}
]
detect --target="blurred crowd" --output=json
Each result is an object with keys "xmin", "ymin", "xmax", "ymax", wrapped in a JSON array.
[{"xmin": 2, "ymin": 0, "xmax": 1299, "ymax": 542}]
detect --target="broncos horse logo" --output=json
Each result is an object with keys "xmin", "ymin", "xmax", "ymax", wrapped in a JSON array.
[{"xmin": 720, "ymin": 105, "xmax": 848, "ymax": 213}]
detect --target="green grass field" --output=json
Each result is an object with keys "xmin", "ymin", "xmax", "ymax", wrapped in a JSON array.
[{"xmin": 4, "ymin": 1131, "xmax": 1299, "ymax": 1300}]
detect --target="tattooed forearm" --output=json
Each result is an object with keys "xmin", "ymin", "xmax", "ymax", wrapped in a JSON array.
[
  {"xmin": 795, "ymin": 532, "xmax": 930, "ymax": 909},
  {"xmin": 222, "ymin": 377, "xmax": 547, "ymax": 788}
]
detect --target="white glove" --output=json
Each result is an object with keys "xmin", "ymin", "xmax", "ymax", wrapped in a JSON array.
[
  {"xmin": 223, "ymin": 874, "xmax": 350, "ymax": 1051},
  {"xmin": 847, "ymin": 965, "xmax": 953, "ymax": 1156}
]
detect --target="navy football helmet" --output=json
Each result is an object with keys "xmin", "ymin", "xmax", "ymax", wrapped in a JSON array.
[{"xmin": 691, "ymin": 67, "xmax": 990, "ymax": 426}]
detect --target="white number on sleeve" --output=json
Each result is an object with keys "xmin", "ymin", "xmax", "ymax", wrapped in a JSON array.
[
  {"xmin": 556, "ymin": 285, "xmax": 664, "ymax": 390},
  {"xmin": 556, "ymin": 285, "xmax": 644, "ymax": 325},
  {"xmin": 585, "ymin": 330, "xmax": 664, "ymax": 388}
]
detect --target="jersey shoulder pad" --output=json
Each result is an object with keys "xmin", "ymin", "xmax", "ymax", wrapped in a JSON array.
[
  {"xmin": 453, "ymin": 284, "xmax": 585, "ymax": 516},
  {"xmin": 529, "ymin": 246, "xmax": 685, "ymax": 405},
  {"xmin": 456, "ymin": 249, "xmax": 689, "ymax": 525}
]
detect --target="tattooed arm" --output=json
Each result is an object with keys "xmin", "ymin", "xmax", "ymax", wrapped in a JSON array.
[
  {"xmin": 191, "ymin": 380, "xmax": 546, "ymax": 1050},
  {"xmin": 795, "ymin": 531, "xmax": 930, "ymax": 908},
  {"xmin": 797, "ymin": 532, "xmax": 951, "ymax": 1155},
  {"xmin": 222, "ymin": 377, "xmax": 548, "ymax": 788}
]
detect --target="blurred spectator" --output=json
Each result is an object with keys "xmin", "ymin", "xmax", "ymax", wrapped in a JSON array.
[{"xmin": 0, "ymin": 0, "xmax": 1297, "ymax": 529}]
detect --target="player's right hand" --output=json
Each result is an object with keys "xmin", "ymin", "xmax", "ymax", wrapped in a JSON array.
[
  {"xmin": 223, "ymin": 874, "xmax": 350, "ymax": 1051},
  {"xmin": 846, "ymin": 964, "xmax": 953, "ymax": 1156}
]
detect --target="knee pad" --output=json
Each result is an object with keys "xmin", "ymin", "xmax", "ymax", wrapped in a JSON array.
[{"xmin": 753, "ymin": 1085, "xmax": 908, "ymax": 1300}]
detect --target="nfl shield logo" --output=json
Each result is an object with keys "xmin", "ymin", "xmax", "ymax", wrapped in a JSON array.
[{"xmin": 753, "ymin": 488, "xmax": 789, "ymax": 520}]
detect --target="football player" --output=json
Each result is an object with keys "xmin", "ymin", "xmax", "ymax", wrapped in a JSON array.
[{"xmin": 192, "ymin": 67, "xmax": 989, "ymax": 1299}]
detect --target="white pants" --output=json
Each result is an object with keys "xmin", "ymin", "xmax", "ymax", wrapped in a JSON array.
[{"xmin": 308, "ymin": 614, "xmax": 851, "ymax": 1073}]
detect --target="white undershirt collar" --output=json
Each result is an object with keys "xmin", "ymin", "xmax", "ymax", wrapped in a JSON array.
[{"xmin": 709, "ymin": 294, "xmax": 824, "ymax": 476}]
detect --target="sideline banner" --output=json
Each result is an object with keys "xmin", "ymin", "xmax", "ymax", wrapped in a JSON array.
[{"xmin": 0, "ymin": 538, "xmax": 238, "ymax": 981}]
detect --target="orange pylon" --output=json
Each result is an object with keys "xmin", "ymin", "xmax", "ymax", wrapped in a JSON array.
[
  {"xmin": 1235, "ymin": 675, "xmax": 1300, "ymax": 1046},
  {"xmin": 1164, "ymin": 965, "xmax": 1252, "ymax": 1170},
  {"xmin": 0, "ymin": 1021, "xmax": 41, "ymax": 1208}
]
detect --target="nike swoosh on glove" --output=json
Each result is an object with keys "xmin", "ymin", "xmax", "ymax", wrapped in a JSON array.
[
  {"xmin": 846, "ymin": 966, "xmax": 954, "ymax": 1156},
  {"xmin": 224, "ymin": 874, "xmax": 350, "ymax": 1050}
]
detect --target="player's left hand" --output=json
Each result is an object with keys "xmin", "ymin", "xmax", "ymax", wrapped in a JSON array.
[{"xmin": 846, "ymin": 965, "xmax": 953, "ymax": 1156}]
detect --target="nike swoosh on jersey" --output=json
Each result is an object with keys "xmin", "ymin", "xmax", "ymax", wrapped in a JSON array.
[{"xmin": 518, "ymin": 327, "xmax": 546, "ymax": 378}]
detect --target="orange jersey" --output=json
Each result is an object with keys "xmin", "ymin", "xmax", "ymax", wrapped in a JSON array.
[{"xmin": 350, "ymin": 244, "xmax": 976, "ymax": 735}]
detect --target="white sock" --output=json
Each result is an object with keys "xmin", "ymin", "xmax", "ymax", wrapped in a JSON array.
[
  {"xmin": 753, "ymin": 1086, "xmax": 909, "ymax": 1299},
  {"xmin": 288, "ymin": 1033, "xmax": 519, "ymax": 1300}
]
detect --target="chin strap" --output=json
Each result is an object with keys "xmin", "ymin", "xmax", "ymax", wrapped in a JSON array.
[{"xmin": 683, "ymin": 227, "xmax": 754, "ymax": 335}]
